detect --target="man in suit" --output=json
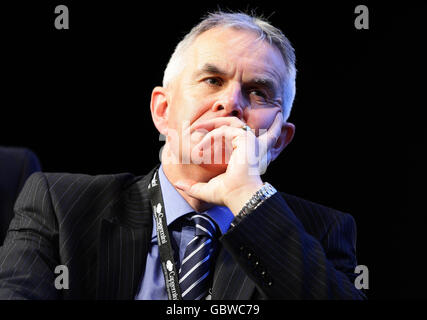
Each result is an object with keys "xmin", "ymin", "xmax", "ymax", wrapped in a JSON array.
[
  {"xmin": 0, "ymin": 11, "xmax": 365, "ymax": 300},
  {"xmin": 0, "ymin": 147, "xmax": 41, "ymax": 245}
]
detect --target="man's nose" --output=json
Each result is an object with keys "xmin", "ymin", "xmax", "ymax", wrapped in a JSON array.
[{"xmin": 211, "ymin": 84, "xmax": 245, "ymax": 119}]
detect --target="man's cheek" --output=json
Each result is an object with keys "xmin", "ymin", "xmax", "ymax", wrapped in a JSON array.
[{"xmin": 247, "ymin": 109, "xmax": 279, "ymax": 135}]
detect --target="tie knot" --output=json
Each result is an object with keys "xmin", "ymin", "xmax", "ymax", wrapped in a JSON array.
[{"xmin": 191, "ymin": 214, "xmax": 217, "ymax": 238}]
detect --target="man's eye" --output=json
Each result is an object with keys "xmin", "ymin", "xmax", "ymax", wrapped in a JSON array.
[
  {"xmin": 204, "ymin": 77, "xmax": 222, "ymax": 86},
  {"xmin": 249, "ymin": 89, "xmax": 267, "ymax": 98}
]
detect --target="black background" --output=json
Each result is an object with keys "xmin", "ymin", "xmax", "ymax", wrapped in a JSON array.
[{"xmin": 1, "ymin": 1, "xmax": 425, "ymax": 299}]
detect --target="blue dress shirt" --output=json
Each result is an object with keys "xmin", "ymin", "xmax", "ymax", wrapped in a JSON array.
[{"xmin": 135, "ymin": 165, "xmax": 235, "ymax": 300}]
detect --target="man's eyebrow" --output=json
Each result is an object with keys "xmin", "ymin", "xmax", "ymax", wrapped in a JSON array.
[
  {"xmin": 251, "ymin": 77, "xmax": 278, "ymax": 93},
  {"xmin": 194, "ymin": 63, "xmax": 228, "ymax": 78},
  {"xmin": 194, "ymin": 64, "xmax": 280, "ymax": 93}
]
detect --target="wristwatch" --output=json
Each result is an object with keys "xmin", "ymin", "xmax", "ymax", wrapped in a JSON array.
[{"xmin": 231, "ymin": 182, "xmax": 277, "ymax": 227}]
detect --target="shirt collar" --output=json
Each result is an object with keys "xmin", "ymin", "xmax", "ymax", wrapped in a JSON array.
[{"xmin": 151, "ymin": 165, "xmax": 234, "ymax": 240}]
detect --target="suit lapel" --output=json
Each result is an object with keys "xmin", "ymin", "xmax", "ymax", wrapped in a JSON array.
[
  {"xmin": 96, "ymin": 172, "xmax": 155, "ymax": 299},
  {"xmin": 211, "ymin": 246, "xmax": 256, "ymax": 300}
]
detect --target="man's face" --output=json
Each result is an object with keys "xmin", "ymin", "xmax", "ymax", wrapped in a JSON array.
[{"xmin": 163, "ymin": 27, "xmax": 289, "ymax": 171}]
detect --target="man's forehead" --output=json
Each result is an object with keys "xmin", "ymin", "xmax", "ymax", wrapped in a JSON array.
[{"xmin": 188, "ymin": 28, "xmax": 286, "ymax": 81}]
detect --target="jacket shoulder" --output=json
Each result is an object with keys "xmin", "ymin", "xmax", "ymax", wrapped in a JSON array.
[
  {"xmin": 28, "ymin": 171, "xmax": 136, "ymax": 193},
  {"xmin": 17, "ymin": 172, "xmax": 138, "ymax": 215}
]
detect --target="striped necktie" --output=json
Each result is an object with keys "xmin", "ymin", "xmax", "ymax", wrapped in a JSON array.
[{"xmin": 179, "ymin": 214, "xmax": 217, "ymax": 300}]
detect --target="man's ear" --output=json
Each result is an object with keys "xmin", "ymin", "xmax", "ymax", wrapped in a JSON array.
[
  {"xmin": 270, "ymin": 122, "xmax": 295, "ymax": 162},
  {"xmin": 150, "ymin": 86, "xmax": 169, "ymax": 135}
]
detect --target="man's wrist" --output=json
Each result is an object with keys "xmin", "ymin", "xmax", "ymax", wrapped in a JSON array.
[
  {"xmin": 224, "ymin": 181, "xmax": 264, "ymax": 216},
  {"xmin": 238, "ymin": 182, "xmax": 277, "ymax": 216},
  {"xmin": 230, "ymin": 182, "xmax": 277, "ymax": 228}
]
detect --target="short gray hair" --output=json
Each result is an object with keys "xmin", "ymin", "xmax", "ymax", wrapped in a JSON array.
[{"xmin": 162, "ymin": 11, "xmax": 297, "ymax": 121}]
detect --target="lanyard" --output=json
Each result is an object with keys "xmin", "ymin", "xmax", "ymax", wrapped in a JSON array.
[{"xmin": 147, "ymin": 168, "xmax": 183, "ymax": 300}]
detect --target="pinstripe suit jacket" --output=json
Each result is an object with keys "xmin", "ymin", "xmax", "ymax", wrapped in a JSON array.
[{"xmin": 0, "ymin": 166, "xmax": 366, "ymax": 299}]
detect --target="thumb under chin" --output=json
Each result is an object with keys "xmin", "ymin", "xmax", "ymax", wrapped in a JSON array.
[{"xmin": 174, "ymin": 180, "xmax": 193, "ymax": 191}]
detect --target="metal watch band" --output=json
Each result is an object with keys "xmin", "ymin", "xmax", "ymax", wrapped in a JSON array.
[{"xmin": 237, "ymin": 182, "xmax": 277, "ymax": 219}]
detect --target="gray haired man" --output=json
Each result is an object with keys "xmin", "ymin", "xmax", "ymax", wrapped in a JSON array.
[{"xmin": 0, "ymin": 11, "xmax": 365, "ymax": 300}]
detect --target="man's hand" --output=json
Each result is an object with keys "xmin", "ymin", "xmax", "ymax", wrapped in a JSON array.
[{"xmin": 174, "ymin": 112, "xmax": 284, "ymax": 216}]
